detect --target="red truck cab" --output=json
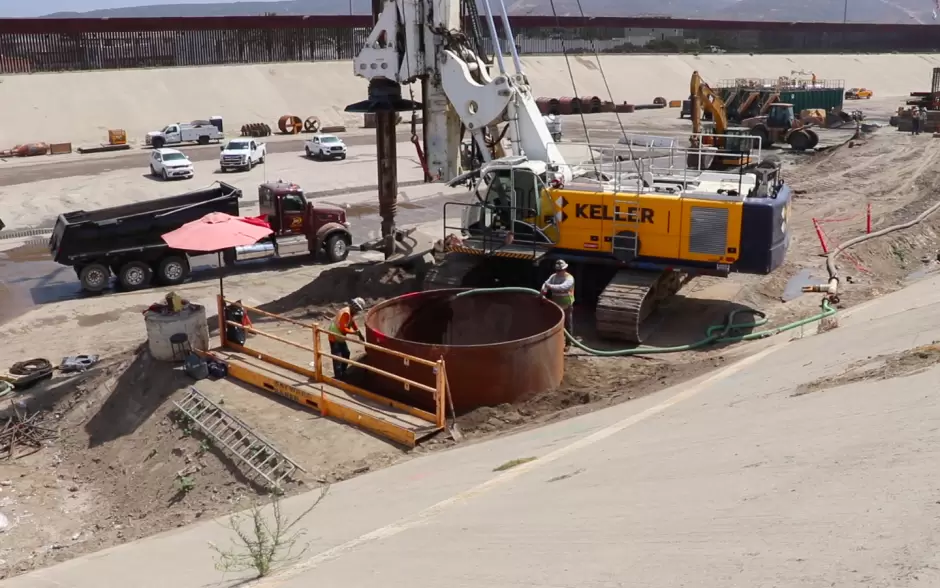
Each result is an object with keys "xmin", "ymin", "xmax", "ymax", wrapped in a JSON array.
[{"xmin": 257, "ymin": 180, "xmax": 353, "ymax": 262}]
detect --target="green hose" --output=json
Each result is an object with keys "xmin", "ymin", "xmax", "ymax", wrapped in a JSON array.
[{"xmin": 454, "ymin": 287, "xmax": 836, "ymax": 356}]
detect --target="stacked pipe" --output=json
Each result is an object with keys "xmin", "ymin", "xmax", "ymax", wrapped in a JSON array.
[
  {"xmin": 241, "ymin": 123, "xmax": 272, "ymax": 137},
  {"xmin": 535, "ymin": 96, "xmax": 674, "ymax": 116}
]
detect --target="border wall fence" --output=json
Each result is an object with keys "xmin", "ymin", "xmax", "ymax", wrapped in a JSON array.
[{"xmin": 0, "ymin": 15, "xmax": 939, "ymax": 74}]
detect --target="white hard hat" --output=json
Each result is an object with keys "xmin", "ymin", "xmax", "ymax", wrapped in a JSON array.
[
  {"xmin": 554, "ymin": 259, "xmax": 568, "ymax": 271},
  {"xmin": 350, "ymin": 297, "xmax": 366, "ymax": 312}
]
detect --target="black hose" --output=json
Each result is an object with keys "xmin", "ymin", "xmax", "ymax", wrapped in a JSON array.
[{"xmin": 10, "ymin": 358, "xmax": 53, "ymax": 376}]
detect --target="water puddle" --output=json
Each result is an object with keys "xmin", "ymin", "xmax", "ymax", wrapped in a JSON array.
[
  {"xmin": 0, "ymin": 241, "xmax": 72, "ymax": 326},
  {"xmin": 782, "ymin": 268, "xmax": 822, "ymax": 302}
]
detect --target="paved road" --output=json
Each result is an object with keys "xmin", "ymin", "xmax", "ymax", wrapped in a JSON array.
[
  {"xmin": 0, "ymin": 191, "xmax": 457, "ymax": 322},
  {"xmin": 0, "ymin": 116, "xmax": 628, "ymax": 188},
  {"xmin": 5, "ymin": 272, "xmax": 940, "ymax": 587},
  {"xmin": 0, "ymin": 132, "xmax": 418, "ymax": 187}
]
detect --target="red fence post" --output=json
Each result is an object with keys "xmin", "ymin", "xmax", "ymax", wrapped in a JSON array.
[{"xmin": 812, "ymin": 218, "xmax": 829, "ymax": 254}]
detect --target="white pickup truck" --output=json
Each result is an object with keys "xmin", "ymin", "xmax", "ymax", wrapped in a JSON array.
[
  {"xmin": 146, "ymin": 119, "xmax": 224, "ymax": 149},
  {"xmin": 304, "ymin": 134, "xmax": 347, "ymax": 160},
  {"xmin": 219, "ymin": 139, "xmax": 266, "ymax": 172}
]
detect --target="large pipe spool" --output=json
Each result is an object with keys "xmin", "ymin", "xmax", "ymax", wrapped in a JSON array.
[
  {"xmin": 580, "ymin": 95, "xmax": 602, "ymax": 113},
  {"xmin": 364, "ymin": 289, "xmax": 565, "ymax": 413}
]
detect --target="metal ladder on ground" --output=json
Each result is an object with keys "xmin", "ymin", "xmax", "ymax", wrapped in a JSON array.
[{"xmin": 173, "ymin": 387, "xmax": 305, "ymax": 490}]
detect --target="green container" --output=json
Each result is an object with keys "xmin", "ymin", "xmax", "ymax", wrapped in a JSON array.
[
  {"xmin": 778, "ymin": 88, "xmax": 844, "ymax": 114},
  {"xmin": 718, "ymin": 86, "xmax": 845, "ymax": 119}
]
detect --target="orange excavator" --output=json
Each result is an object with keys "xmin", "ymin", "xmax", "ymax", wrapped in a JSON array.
[{"xmin": 687, "ymin": 70, "xmax": 757, "ymax": 170}]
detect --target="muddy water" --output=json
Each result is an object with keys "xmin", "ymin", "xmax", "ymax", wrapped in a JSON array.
[{"xmin": 0, "ymin": 241, "xmax": 73, "ymax": 326}]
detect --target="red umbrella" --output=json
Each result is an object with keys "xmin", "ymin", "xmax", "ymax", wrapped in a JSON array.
[
  {"xmin": 162, "ymin": 212, "xmax": 272, "ymax": 251},
  {"xmin": 161, "ymin": 212, "xmax": 273, "ymax": 298}
]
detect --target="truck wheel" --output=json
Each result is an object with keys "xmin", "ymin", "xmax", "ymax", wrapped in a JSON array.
[
  {"xmin": 339, "ymin": 154, "xmax": 346, "ymax": 160},
  {"xmin": 259, "ymin": 154, "xmax": 265, "ymax": 164},
  {"xmin": 152, "ymin": 137, "xmax": 165, "ymax": 149},
  {"xmin": 305, "ymin": 146, "xmax": 313, "ymax": 158},
  {"xmin": 198, "ymin": 136, "xmax": 210, "ymax": 145},
  {"xmin": 118, "ymin": 261, "xmax": 153, "ymax": 291},
  {"xmin": 156, "ymin": 255, "xmax": 190, "ymax": 285},
  {"xmin": 161, "ymin": 168, "xmax": 169, "ymax": 181},
  {"xmin": 79, "ymin": 263, "xmax": 110, "ymax": 293},
  {"xmin": 325, "ymin": 234, "xmax": 349, "ymax": 263},
  {"xmin": 149, "ymin": 165, "xmax": 156, "ymax": 176}
]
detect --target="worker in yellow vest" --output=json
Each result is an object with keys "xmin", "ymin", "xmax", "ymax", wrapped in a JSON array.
[
  {"xmin": 541, "ymin": 259, "xmax": 575, "ymax": 350},
  {"xmin": 327, "ymin": 297, "xmax": 366, "ymax": 380}
]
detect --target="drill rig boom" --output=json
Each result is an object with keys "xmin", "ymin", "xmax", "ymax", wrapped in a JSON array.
[{"xmin": 349, "ymin": 0, "xmax": 570, "ymax": 184}]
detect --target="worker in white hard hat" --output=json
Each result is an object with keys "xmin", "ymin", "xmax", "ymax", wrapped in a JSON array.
[
  {"xmin": 327, "ymin": 297, "xmax": 366, "ymax": 380},
  {"xmin": 541, "ymin": 259, "xmax": 575, "ymax": 350}
]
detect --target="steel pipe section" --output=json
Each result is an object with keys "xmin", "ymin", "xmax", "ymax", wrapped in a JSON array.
[{"xmin": 364, "ymin": 289, "xmax": 565, "ymax": 413}]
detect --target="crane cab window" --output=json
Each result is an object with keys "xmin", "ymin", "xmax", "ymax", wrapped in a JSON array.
[{"xmin": 481, "ymin": 168, "xmax": 542, "ymax": 219}]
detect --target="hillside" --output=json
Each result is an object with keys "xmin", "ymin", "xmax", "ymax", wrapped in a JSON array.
[
  {"xmin": 41, "ymin": 0, "xmax": 937, "ymax": 22},
  {"xmin": 712, "ymin": 0, "xmax": 937, "ymax": 24}
]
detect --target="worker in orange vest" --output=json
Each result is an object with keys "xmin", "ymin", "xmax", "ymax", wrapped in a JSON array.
[{"xmin": 327, "ymin": 297, "xmax": 366, "ymax": 380}]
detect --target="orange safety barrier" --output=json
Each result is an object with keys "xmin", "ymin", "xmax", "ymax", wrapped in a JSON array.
[{"xmin": 206, "ymin": 296, "xmax": 448, "ymax": 446}]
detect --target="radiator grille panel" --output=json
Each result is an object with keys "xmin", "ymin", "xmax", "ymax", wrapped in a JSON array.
[{"xmin": 689, "ymin": 206, "xmax": 729, "ymax": 256}]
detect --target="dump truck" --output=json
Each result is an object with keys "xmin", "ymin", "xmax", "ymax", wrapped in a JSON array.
[{"xmin": 49, "ymin": 181, "xmax": 352, "ymax": 293}]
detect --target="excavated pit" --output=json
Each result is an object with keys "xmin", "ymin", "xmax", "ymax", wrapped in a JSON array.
[{"xmin": 364, "ymin": 289, "xmax": 566, "ymax": 413}]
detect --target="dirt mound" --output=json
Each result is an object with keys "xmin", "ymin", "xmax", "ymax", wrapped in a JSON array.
[
  {"xmin": 794, "ymin": 343, "xmax": 940, "ymax": 396},
  {"xmin": 257, "ymin": 262, "xmax": 419, "ymax": 321},
  {"xmin": 430, "ymin": 353, "xmax": 727, "ymax": 443},
  {"xmin": 0, "ymin": 348, "xmax": 264, "ymax": 579}
]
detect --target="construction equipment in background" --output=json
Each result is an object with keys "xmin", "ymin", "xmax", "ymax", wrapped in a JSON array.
[
  {"xmin": 743, "ymin": 102, "xmax": 820, "ymax": 151},
  {"xmin": 691, "ymin": 71, "xmax": 820, "ymax": 153},
  {"xmin": 687, "ymin": 70, "xmax": 756, "ymax": 170},
  {"xmin": 906, "ymin": 67, "xmax": 940, "ymax": 111},
  {"xmin": 718, "ymin": 75, "xmax": 844, "ymax": 123},
  {"xmin": 895, "ymin": 108, "xmax": 940, "ymax": 134}
]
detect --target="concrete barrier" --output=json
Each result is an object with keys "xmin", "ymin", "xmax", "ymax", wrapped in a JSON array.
[{"xmin": 3, "ymin": 53, "xmax": 939, "ymax": 148}]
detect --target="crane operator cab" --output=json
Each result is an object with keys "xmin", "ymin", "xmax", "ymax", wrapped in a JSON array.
[{"xmin": 453, "ymin": 156, "xmax": 562, "ymax": 258}]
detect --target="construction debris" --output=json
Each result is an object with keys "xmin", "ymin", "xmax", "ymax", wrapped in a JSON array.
[{"xmin": 1, "ymin": 403, "xmax": 57, "ymax": 460}]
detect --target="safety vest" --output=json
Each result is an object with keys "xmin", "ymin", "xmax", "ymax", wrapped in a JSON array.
[
  {"xmin": 328, "ymin": 306, "xmax": 354, "ymax": 342},
  {"xmin": 547, "ymin": 272, "xmax": 575, "ymax": 307}
]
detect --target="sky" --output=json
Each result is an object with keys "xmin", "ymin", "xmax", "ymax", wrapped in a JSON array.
[{"xmin": 0, "ymin": 0, "xmax": 284, "ymax": 18}]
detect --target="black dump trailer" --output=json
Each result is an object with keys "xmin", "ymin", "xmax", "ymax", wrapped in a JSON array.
[{"xmin": 49, "ymin": 182, "xmax": 242, "ymax": 293}]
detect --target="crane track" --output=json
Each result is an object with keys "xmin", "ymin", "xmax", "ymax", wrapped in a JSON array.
[{"xmin": 594, "ymin": 269, "xmax": 685, "ymax": 344}]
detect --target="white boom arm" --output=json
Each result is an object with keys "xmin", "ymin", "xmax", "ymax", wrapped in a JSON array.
[{"xmin": 351, "ymin": 0, "xmax": 570, "ymax": 183}]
